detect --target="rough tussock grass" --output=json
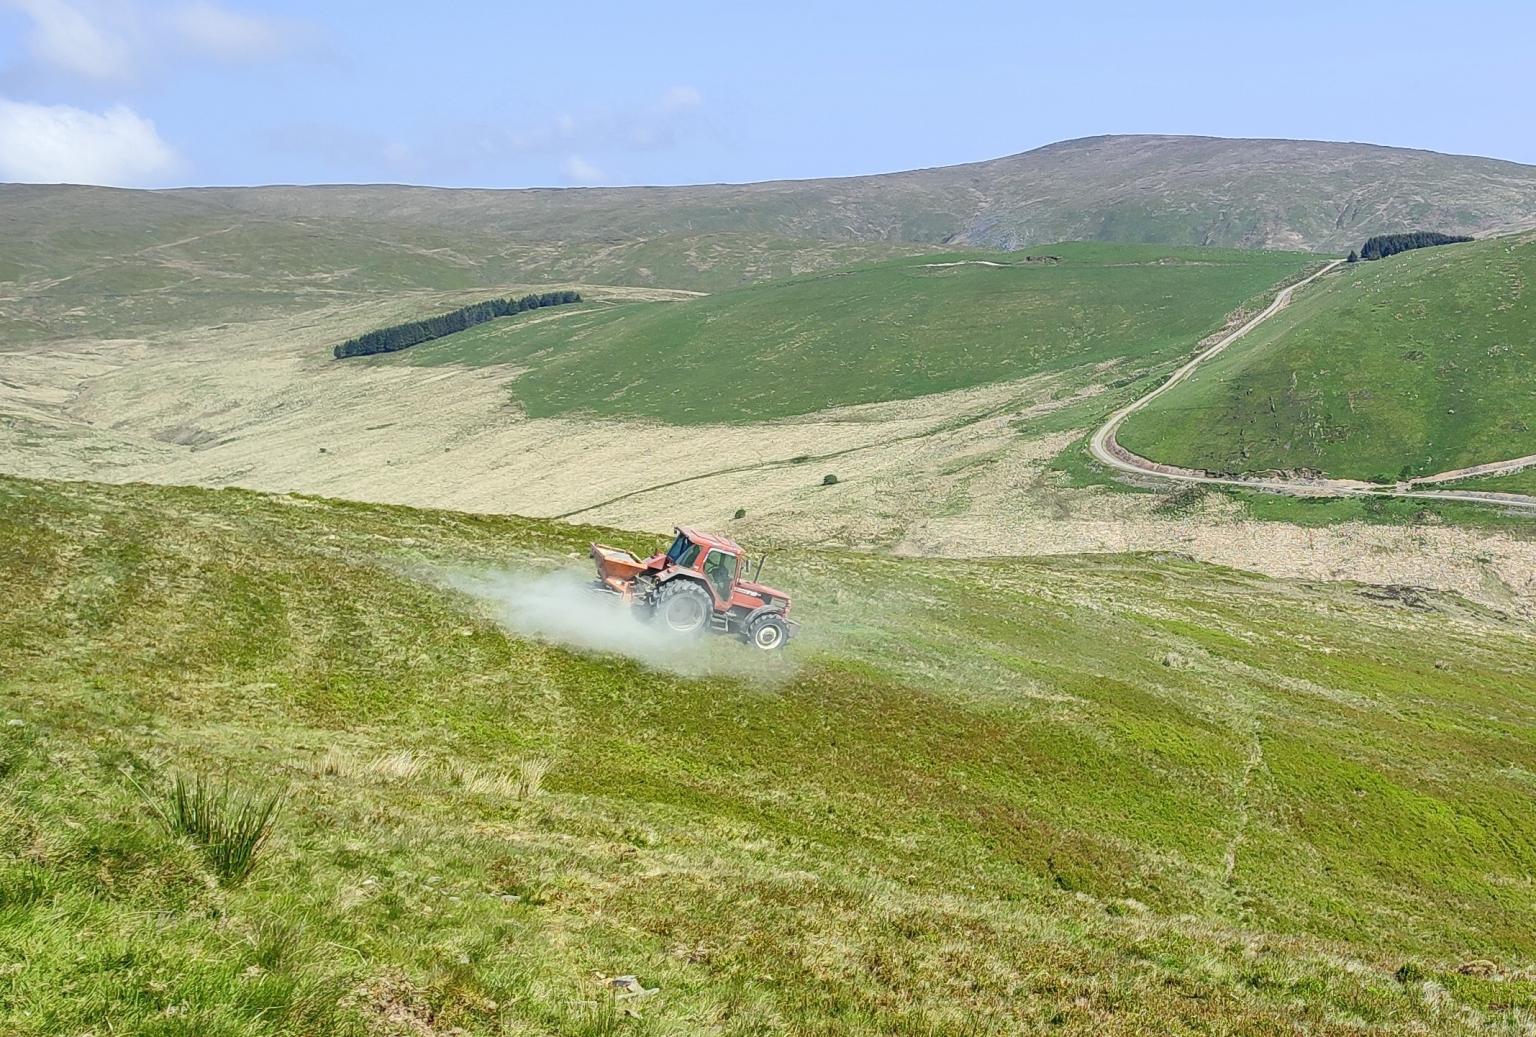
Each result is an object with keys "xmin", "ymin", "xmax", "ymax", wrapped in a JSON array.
[{"xmin": 141, "ymin": 772, "xmax": 284, "ymax": 886}]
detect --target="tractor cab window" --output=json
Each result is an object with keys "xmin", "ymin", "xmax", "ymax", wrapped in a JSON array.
[
  {"xmin": 666, "ymin": 533, "xmax": 701, "ymax": 569},
  {"xmin": 704, "ymin": 550, "xmax": 737, "ymax": 598}
]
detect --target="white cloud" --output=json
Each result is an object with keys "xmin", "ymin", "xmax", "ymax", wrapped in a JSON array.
[
  {"xmin": 560, "ymin": 154, "xmax": 604, "ymax": 185},
  {"xmin": 0, "ymin": 0, "xmax": 302, "ymax": 82},
  {"xmin": 660, "ymin": 85, "xmax": 703, "ymax": 112},
  {"xmin": 170, "ymin": 1, "xmax": 295, "ymax": 61},
  {"xmin": 0, "ymin": 98, "xmax": 177, "ymax": 184},
  {"xmin": 1, "ymin": 0, "xmax": 136, "ymax": 82}
]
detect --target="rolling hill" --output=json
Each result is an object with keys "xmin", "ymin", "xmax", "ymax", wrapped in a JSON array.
[
  {"xmin": 5, "ymin": 135, "xmax": 1536, "ymax": 345},
  {"xmin": 387, "ymin": 244, "xmax": 1320, "ymax": 424},
  {"xmin": 1117, "ymin": 233, "xmax": 1536, "ymax": 482},
  {"xmin": 3, "ymin": 474, "xmax": 1535, "ymax": 1035}
]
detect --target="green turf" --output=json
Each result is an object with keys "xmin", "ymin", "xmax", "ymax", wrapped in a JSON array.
[
  {"xmin": 1118, "ymin": 234, "xmax": 1536, "ymax": 481},
  {"xmin": 1438, "ymin": 466, "xmax": 1536, "ymax": 496},
  {"xmin": 388, "ymin": 299, "xmax": 666, "ymax": 368},
  {"xmin": 1225, "ymin": 488, "xmax": 1536, "ymax": 529},
  {"xmin": 394, "ymin": 244, "xmax": 1319, "ymax": 424},
  {"xmin": 2, "ymin": 474, "xmax": 1534, "ymax": 1034},
  {"xmin": 1043, "ymin": 430, "xmax": 1536, "ymax": 530}
]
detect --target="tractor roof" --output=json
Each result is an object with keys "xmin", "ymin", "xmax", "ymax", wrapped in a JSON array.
[{"xmin": 677, "ymin": 526, "xmax": 744, "ymax": 554}]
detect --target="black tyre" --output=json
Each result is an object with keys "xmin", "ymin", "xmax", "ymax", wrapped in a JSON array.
[
  {"xmin": 654, "ymin": 579, "xmax": 712, "ymax": 636},
  {"xmin": 745, "ymin": 612, "xmax": 789, "ymax": 651}
]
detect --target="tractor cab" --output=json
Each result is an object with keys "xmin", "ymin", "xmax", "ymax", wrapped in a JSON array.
[
  {"xmin": 656, "ymin": 527, "xmax": 790, "ymax": 612},
  {"xmin": 660, "ymin": 528, "xmax": 734, "ymax": 598}
]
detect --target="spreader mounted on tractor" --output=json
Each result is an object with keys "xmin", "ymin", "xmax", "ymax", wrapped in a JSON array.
[{"xmin": 590, "ymin": 527, "xmax": 798, "ymax": 650}]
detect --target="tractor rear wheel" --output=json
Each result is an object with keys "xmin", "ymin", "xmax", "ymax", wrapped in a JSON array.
[
  {"xmin": 655, "ymin": 580, "xmax": 712, "ymax": 636},
  {"xmin": 746, "ymin": 612, "xmax": 789, "ymax": 651}
]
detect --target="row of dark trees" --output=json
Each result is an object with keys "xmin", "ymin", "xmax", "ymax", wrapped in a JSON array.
[
  {"xmin": 1346, "ymin": 232, "xmax": 1472, "ymax": 263},
  {"xmin": 333, "ymin": 290, "xmax": 582, "ymax": 359}
]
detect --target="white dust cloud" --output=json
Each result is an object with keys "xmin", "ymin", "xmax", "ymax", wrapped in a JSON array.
[{"xmin": 435, "ymin": 567, "xmax": 796, "ymax": 681}]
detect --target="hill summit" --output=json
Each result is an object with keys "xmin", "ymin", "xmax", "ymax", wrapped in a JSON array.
[{"xmin": 164, "ymin": 133, "xmax": 1536, "ymax": 253}]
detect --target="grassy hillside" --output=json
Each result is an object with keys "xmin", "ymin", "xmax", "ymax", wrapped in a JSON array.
[
  {"xmin": 1118, "ymin": 234, "xmax": 1536, "ymax": 481},
  {"xmin": 3, "ymin": 474, "xmax": 1535, "ymax": 1034},
  {"xmin": 391, "ymin": 245, "xmax": 1319, "ymax": 423}
]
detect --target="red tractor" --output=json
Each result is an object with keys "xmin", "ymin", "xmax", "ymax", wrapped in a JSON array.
[{"xmin": 590, "ymin": 527, "xmax": 797, "ymax": 650}]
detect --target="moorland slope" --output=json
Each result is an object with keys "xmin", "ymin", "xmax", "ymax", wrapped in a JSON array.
[{"xmin": 3, "ymin": 474, "xmax": 1535, "ymax": 1035}]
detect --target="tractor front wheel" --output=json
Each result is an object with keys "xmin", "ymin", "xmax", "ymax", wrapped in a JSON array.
[
  {"xmin": 746, "ymin": 613, "xmax": 789, "ymax": 651},
  {"xmin": 655, "ymin": 580, "xmax": 712, "ymax": 637}
]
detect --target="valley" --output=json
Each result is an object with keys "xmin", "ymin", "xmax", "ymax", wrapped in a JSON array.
[{"xmin": 3, "ymin": 128, "xmax": 1536, "ymax": 1036}]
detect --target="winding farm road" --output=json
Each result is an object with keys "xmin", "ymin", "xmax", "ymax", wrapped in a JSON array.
[{"xmin": 1088, "ymin": 260, "xmax": 1536, "ymax": 513}]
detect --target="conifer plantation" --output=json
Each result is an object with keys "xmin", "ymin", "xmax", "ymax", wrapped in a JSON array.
[
  {"xmin": 1357, "ymin": 231, "xmax": 1473, "ymax": 261},
  {"xmin": 333, "ymin": 291, "xmax": 582, "ymax": 359}
]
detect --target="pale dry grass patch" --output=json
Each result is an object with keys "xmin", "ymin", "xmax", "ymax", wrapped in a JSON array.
[
  {"xmin": 1421, "ymin": 979, "xmax": 1452, "ymax": 1010},
  {"xmin": 333, "ymin": 880, "xmax": 374, "ymax": 912},
  {"xmin": 341, "ymin": 750, "xmax": 553, "ymax": 799},
  {"xmin": 517, "ymin": 755, "xmax": 552, "ymax": 800},
  {"xmin": 311, "ymin": 745, "xmax": 356, "ymax": 778},
  {"xmin": 368, "ymin": 750, "xmax": 424, "ymax": 781},
  {"xmin": 445, "ymin": 761, "xmax": 518, "ymax": 798}
]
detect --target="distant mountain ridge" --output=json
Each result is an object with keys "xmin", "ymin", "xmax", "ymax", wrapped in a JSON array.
[
  {"xmin": 4, "ymin": 135, "xmax": 1536, "ymax": 319},
  {"xmin": 149, "ymin": 133, "xmax": 1536, "ymax": 253}
]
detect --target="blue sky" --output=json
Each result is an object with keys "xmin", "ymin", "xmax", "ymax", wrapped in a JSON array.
[{"xmin": 0, "ymin": 0, "xmax": 1532, "ymax": 187}]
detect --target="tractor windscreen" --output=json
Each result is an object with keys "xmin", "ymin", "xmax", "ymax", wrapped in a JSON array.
[{"xmin": 666, "ymin": 533, "xmax": 702, "ymax": 568}]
